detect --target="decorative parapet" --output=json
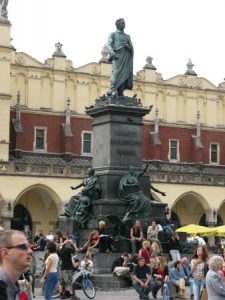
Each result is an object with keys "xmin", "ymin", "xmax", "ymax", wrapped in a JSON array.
[
  {"xmin": 1, "ymin": 158, "xmax": 224, "ymax": 187},
  {"xmin": 0, "ymin": 159, "xmax": 89, "ymax": 178},
  {"xmin": 147, "ymin": 161, "xmax": 225, "ymax": 186}
]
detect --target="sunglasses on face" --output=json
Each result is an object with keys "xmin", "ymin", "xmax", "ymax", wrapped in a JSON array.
[{"xmin": 6, "ymin": 243, "xmax": 30, "ymax": 250}]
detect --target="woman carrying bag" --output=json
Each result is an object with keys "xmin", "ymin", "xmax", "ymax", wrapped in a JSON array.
[{"xmin": 191, "ymin": 245, "xmax": 208, "ymax": 300}]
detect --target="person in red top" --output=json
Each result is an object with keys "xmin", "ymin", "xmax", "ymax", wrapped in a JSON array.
[
  {"xmin": 80, "ymin": 230, "xmax": 100, "ymax": 255},
  {"xmin": 139, "ymin": 241, "xmax": 152, "ymax": 265},
  {"xmin": 152, "ymin": 256, "xmax": 169, "ymax": 298}
]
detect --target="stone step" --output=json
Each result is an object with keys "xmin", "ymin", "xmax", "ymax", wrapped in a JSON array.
[
  {"xmin": 91, "ymin": 273, "xmax": 132, "ymax": 289},
  {"xmin": 76, "ymin": 252, "xmax": 120, "ymax": 274}
]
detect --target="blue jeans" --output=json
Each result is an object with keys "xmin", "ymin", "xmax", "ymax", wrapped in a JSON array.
[
  {"xmin": 193, "ymin": 279, "xmax": 204, "ymax": 300},
  {"xmin": 163, "ymin": 225, "xmax": 174, "ymax": 237},
  {"xmin": 133, "ymin": 280, "xmax": 153, "ymax": 299},
  {"xmin": 44, "ymin": 272, "xmax": 58, "ymax": 300},
  {"xmin": 189, "ymin": 278, "xmax": 194, "ymax": 296}
]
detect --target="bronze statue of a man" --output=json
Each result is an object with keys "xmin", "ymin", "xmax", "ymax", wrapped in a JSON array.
[{"xmin": 106, "ymin": 18, "xmax": 133, "ymax": 97}]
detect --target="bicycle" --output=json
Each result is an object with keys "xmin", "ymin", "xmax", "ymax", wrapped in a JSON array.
[{"xmin": 72, "ymin": 269, "xmax": 96, "ymax": 299}]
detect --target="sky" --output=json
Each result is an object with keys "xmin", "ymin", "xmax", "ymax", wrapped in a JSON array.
[{"xmin": 8, "ymin": 0, "xmax": 225, "ymax": 86}]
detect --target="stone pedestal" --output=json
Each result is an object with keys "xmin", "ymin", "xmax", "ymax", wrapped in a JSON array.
[
  {"xmin": 86, "ymin": 96, "xmax": 166, "ymax": 224},
  {"xmin": 57, "ymin": 215, "xmax": 73, "ymax": 234}
]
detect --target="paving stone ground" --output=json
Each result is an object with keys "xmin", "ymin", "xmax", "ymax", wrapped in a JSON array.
[
  {"xmin": 33, "ymin": 287, "xmax": 165, "ymax": 300},
  {"xmin": 33, "ymin": 286, "xmax": 192, "ymax": 299}
]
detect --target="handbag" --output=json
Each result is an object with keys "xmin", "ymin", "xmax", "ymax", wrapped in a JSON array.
[{"xmin": 200, "ymin": 287, "xmax": 208, "ymax": 300}]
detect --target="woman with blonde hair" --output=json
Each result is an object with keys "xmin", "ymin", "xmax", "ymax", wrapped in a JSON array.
[
  {"xmin": 97, "ymin": 220, "xmax": 113, "ymax": 252},
  {"xmin": 139, "ymin": 240, "xmax": 152, "ymax": 265},
  {"xmin": 151, "ymin": 240, "xmax": 161, "ymax": 257}
]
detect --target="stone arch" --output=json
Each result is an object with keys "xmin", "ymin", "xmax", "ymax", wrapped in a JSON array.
[
  {"xmin": 14, "ymin": 184, "xmax": 63, "ymax": 235},
  {"xmin": 171, "ymin": 191, "xmax": 210, "ymax": 226}
]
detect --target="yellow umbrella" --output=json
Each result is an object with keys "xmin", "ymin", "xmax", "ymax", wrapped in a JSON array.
[
  {"xmin": 213, "ymin": 225, "xmax": 225, "ymax": 237},
  {"xmin": 175, "ymin": 224, "xmax": 213, "ymax": 236}
]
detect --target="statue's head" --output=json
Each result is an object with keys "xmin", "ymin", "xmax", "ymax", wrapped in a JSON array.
[
  {"xmin": 128, "ymin": 166, "xmax": 135, "ymax": 175},
  {"xmin": 115, "ymin": 18, "xmax": 125, "ymax": 31},
  {"xmin": 87, "ymin": 168, "xmax": 95, "ymax": 176}
]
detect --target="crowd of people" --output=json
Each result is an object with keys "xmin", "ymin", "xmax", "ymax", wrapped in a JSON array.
[
  {"xmin": 1, "ymin": 216, "xmax": 225, "ymax": 300},
  {"xmin": 111, "ymin": 244, "xmax": 225, "ymax": 300}
]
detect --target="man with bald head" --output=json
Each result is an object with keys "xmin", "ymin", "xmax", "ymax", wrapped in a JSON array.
[{"xmin": 0, "ymin": 229, "xmax": 32, "ymax": 299}]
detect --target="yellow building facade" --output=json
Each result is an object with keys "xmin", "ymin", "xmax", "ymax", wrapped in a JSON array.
[{"xmin": 0, "ymin": 16, "xmax": 225, "ymax": 235}]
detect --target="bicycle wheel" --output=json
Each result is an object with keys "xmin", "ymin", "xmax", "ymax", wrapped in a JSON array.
[{"xmin": 81, "ymin": 276, "xmax": 96, "ymax": 299}]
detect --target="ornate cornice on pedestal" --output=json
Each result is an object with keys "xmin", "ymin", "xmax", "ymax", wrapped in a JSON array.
[
  {"xmin": 87, "ymin": 94, "xmax": 152, "ymax": 110},
  {"xmin": 86, "ymin": 96, "xmax": 152, "ymax": 121}
]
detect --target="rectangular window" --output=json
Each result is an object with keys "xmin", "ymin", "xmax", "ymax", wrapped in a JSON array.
[
  {"xmin": 210, "ymin": 143, "xmax": 219, "ymax": 164},
  {"xmin": 82, "ymin": 131, "xmax": 92, "ymax": 155},
  {"xmin": 169, "ymin": 139, "xmax": 180, "ymax": 161},
  {"xmin": 33, "ymin": 127, "xmax": 47, "ymax": 152},
  {"xmin": 36, "ymin": 129, "xmax": 45, "ymax": 150}
]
